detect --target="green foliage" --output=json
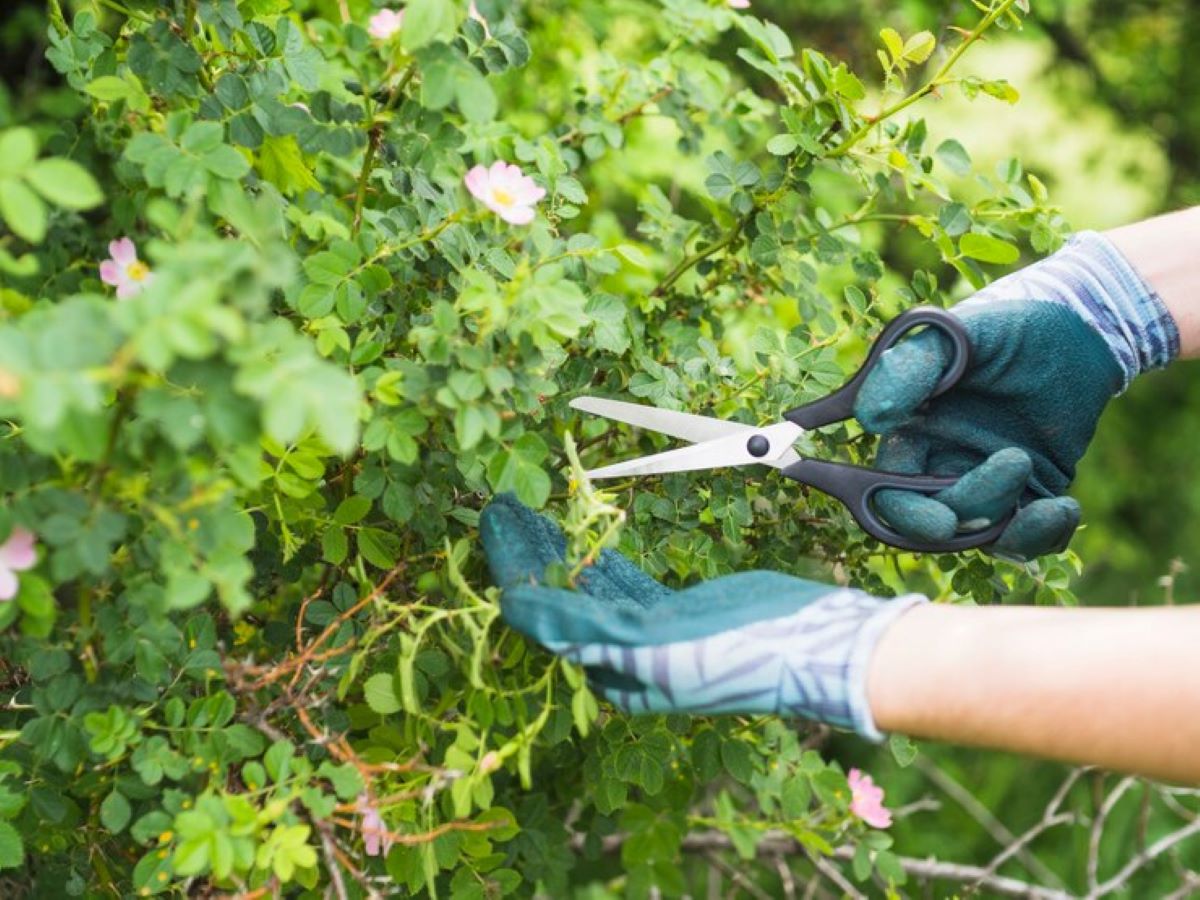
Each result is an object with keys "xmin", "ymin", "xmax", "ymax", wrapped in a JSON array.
[{"xmin": 0, "ymin": 0, "xmax": 1100, "ymax": 895}]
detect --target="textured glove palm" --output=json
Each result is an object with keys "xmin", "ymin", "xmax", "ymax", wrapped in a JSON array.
[
  {"xmin": 480, "ymin": 494, "xmax": 922, "ymax": 740},
  {"xmin": 854, "ymin": 232, "xmax": 1178, "ymax": 560}
]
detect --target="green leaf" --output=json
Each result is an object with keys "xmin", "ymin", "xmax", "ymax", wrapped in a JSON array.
[
  {"xmin": 0, "ymin": 821, "xmax": 23, "ymax": 870},
  {"xmin": 486, "ymin": 433, "xmax": 551, "ymax": 507},
  {"xmin": 0, "ymin": 129, "xmax": 37, "ymax": 177},
  {"xmin": 363, "ymin": 673, "xmax": 401, "ymax": 715},
  {"xmin": 256, "ymin": 135, "xmax": 320, "ymax": 196},
  {"xmin": 358, "ymin": 527, "xmax": 400, "ymax": 569},
  {"xmin": 935, "ymin": 139, "xmax": 972, "ymax": 176},
  {"xmin": 25, "ymin": 158, "xmax": 104, "ymax": 210},
  {"xmin": 959, "ymin": 232, "xmax": 1020, "ymax": 265},
  {"xmin": 333, "ymin": 495, "xmax": 371, "ymax": 525},
  {"xmin": 402, "ymin": 0, "xmax": 460, "ymax": 52},
  {"xmin": 202, "ymin": 145, "xmax": 250, "ymax": 180},
  {"xmin": 902, "ymin": 30, "xmax": 936, "ymax": 64},
  {"xmin": 100, "ymin": 790, "xmax": 132, "ymax": 834},
  {"xmin": 0, "ymin": 178, "xmax": 47, "ymax": 243},
  {"xmin": 766, "ymin": 134, "xmax": 798, "ymax": 156}
]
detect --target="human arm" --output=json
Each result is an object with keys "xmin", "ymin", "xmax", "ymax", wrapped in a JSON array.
[
  {"xmin": 868, "ymin": 602, "xmax": 1200, "ymax": 783},
  {"xmin": 482, "ymin": 495, "xmax": 1200, "ymax": 783},
  {"xmin": 852, "ymin": 208, "xmax": 1200, "ymax": 559}
]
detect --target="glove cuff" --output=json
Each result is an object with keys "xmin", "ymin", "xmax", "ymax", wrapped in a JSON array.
[
  {"xmin": 966, "ymin": 230, "xmax": 1179, "ymax": 391},
  {"xmin": 846, "ymin": 592, "xmax": 928, "ymax": 742}
]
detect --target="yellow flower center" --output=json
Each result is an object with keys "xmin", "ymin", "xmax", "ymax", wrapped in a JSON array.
[
  {"xmin": 127, "ymin": 260, "xmax": 150, "ymax": 282},
  {"xmin": 491, "ymin": 187, "xmax": 515, "ymax": 207}
]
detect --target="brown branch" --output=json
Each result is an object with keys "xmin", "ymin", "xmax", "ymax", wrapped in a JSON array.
[
  {"xmin": 916, "ymin": 756, "xmax": 1063, "ymax": 888},
  {"xmin": 1090, "ymin": 816, "xmax": 1200, "ymax": 898},
  {"xmin": 573, "ymin": 829, "xmax": 1072, "ymax": 899}
]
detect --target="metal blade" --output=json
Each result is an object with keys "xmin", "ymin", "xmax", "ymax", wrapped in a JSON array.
[
  {"xmin": 585, "ymin": 420, "xmax": 805, "ymax": 479},
  {"xmin": 570, "ymin": 396, "xmax": 747, "ymax": 444}
]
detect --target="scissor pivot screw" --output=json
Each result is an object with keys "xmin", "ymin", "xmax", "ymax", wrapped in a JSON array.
[{"xmin": 747, "ymin": 435, "xmax": 770, "ymax": 458}]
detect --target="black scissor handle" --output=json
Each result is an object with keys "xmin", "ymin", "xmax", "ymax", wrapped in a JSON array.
[
  {"xmin": 782, "ymin": 306, "xmax": 970, "ymax": 431},
  {"xmin": 779, "ymin": 457, "xmax": 1011, "ymax": 552},
  {"xmin": 779, "ymin": 307, "xmax": 1009, "ymax": 552}
]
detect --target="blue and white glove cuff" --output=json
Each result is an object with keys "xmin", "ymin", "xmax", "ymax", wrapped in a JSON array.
[
  {"xmin": 847, "ymin": 593, "xmax": 927, "ymax": 742},
  {"xmin": 548, "ymin": 589, "xmax": 927, "ymax": 743},
  {"xmin": 963, "ymin": 230, "xmax": 1180, "ymax": 391}
]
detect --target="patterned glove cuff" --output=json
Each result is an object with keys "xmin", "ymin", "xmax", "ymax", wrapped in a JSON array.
[
  {"xmin": 975, "ymin": 230, "xmax": 1180, "ymax": 391},
  {"xmin": 845, "ymin": 593, "xmax": 929, "ymax": 743}
]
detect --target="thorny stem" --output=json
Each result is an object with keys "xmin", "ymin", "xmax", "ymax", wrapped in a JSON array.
[
  {"xmin": 652, "ymin": 210, "xmax": 753, "ymax": 296},
  {"xmin": 828, "ymin": 0, "xmax": 1021, "ymax": 159}
]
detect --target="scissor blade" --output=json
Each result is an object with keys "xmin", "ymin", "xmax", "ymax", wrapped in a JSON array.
[
  {"xmin": 585, "ymin": 421, "xmax": 805, "ymax": 479},
  {"xmin": 570, "ymin": 396, "xmax": 748, "ymax": 444}
]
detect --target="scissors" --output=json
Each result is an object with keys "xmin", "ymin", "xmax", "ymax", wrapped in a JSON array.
[{"xmin": 570, "ymin": 306, "xmax": 1012, "ymax": 553}]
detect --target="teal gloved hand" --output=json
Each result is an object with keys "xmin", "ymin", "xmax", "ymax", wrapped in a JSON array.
[
  {"xmin": 480, "ymin": 494, "xmax": 924, "ymax": 741},
  {"xmin": 854, "ymin": 231, "xmax": 1179, "ymax": 560}
]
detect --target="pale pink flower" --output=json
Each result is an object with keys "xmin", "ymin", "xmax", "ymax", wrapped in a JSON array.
[
  {"xmin": 727, "ymin": 0, "xmax": 751, "ymax": 8},
  {"xmin": 463, "ymin": 160, "xmax": 546, "ymax": 225},
  {"xmin": 99, "ymin": 237, "xmax": 153, "ymax": 299},
  {"xmin": 0, "ymin": 527, "xmax": 37, "ymax": 602},
  {"xmin": 847, "ymin": 768, "xmax": 892, "ymax": 828},
  {"xmin": 368, "ymin": 8, "xmax": 404, "ymax": 40},
  {"xmin": 356, "ymin": 793, "xmax": 393, "ymax": 857},
  {"xmin": 468, "ymin": 2, "xmax": 491, "ymax": 38}
]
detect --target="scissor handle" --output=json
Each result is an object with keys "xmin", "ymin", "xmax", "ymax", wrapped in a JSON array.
[
  {"xmin": 779, "ymin": 307, "xmax": 1006, "ymax": 551},
  {"xmin": 779, "ymin": 457, "xmax": 1012, "ymax": 552},
  {"xmin": 782, "ymin": 306, "xmax": 970, "ymax": 430}
]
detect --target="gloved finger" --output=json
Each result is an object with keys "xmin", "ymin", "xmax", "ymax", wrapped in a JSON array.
[
  {"xmin": 500, "ymin": 583, "xmax": 660, "ymax": 648},
  {"xmin": 933, "ymin": 447, "xmax": 1032, "ymax": 526},
  {"xmin": 990, "ymin": 496, "xmax": 1081, "ymax": 561},
  {"xmin": 854, "ymin": 325, "xmax": 954, "ymax": 434},
  {"xmin": 481, "ymin": 493, "xmax": 666, "ymax": 606},
  {"xmin": 480, "ymin": 493, "xmax": 566, "ymax": 589},
  {"xmin": 872, "ymin": 432, "xmax": 958, "ymax": 544}
]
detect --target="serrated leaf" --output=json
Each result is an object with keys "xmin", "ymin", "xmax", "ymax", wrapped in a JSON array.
[{"xmin": 363, "ymin": 673, "xmax": 401, "ymax": 714}]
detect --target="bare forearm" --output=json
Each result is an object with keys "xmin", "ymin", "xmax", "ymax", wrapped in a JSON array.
[
  {"xmin": 867, "ymin": 603, "xmax": 1200, "ymax": 783},
  {"xmin": 1107, "ymin": 205, "xmax": 1200, "ymax": 357}
]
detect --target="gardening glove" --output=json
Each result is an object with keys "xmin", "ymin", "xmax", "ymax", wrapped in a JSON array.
[
  {"xmin": 854, "ymin": 231, "xmax": 1179, "ymax": 560},
  {"xmin": 480, "ymin": 494, "xmax": 925, "ymax": 741}
]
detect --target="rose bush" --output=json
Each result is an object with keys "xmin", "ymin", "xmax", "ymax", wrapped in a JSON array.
[{"xmin": 0, "ymin": 0, "xmax": 1081, "ymax": 895}]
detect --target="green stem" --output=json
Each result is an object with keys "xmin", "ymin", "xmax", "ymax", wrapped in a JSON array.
[
  {"xmin": 828, "ymin": 0, "xmax": 1020, "ymax": 159},
  {"xmin": 384, "ymin": 62, "xmax": 418, "ymax": 114},
  {"xmin": 94, "ymin": 0, "xmax": 154, "ymax": 23},
  {"xmin": 652, "ymin": 211, "xmax": 753, "ymax": 297},
  {"xmin": 351, "ymin": 128, "xmax": 380, "ymax": 236}
]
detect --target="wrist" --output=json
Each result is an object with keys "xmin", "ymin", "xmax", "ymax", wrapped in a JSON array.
[
  {"xmin": 846, "ymin": 592, "xmax": 928, "ymax": 741},
  {"xmin": 1106, "ymin": 207, "xmax": 1200, "ymax": 359}
]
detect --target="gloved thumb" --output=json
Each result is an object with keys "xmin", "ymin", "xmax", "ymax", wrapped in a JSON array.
[{"xmin": 854, "ymin": 326, "xmax": 954, "ymax": 433}]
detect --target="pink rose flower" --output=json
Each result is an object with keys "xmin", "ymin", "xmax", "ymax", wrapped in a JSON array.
[
  {"xmin": 463, "ymin": 160, "xmax": 547, "ymax": 225},
  {"xmin": 368, "ymin": 8, "xmax": 404, "ymax": 40},
  {"xmin": 99, "ymin": 237, "xmax": 153, "ymax": 299},
  {"xmin": 0, "ymin": 527, "xmax": 37, "ymax": 602},
  {"xmin": 356, "ymin": 793, "xmax": 393, "ymax": 857},
  {"xmin": 848, "ymin": 768, "xmax": 892, "ymax": 828}
]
